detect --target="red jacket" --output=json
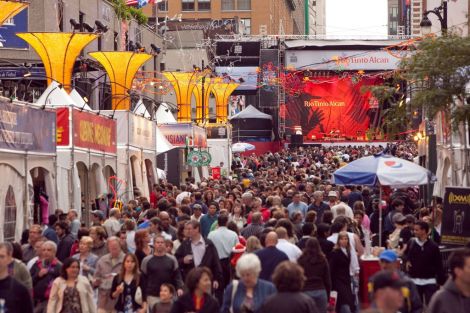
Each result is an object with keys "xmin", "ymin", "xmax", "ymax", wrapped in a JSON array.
[{"xmin": 247, "ymin": 207, "xmax": 271, "ymax": 224}]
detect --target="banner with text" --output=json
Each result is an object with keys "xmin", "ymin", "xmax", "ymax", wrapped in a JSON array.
[
  {"xmin": 286, "ymin": 76, "xmax": 381, "ymax": 139},
  {"xmin": 73, "ymin": 109, "xmax": 117, "ymax": 153},
  {"xmin": 441, "ymin": 187, "xmax": 470, "ymax": 245},
  {"xmin": 56, "ymin": 108, "xmax": 70, "ymax": 146},
  {"xmin": 0, "ymin": 100, "xmax": 56, "ymax": 153},
  {"xmin": 158, "ymin": 123, "xmax": 192, "ymax": 147}
]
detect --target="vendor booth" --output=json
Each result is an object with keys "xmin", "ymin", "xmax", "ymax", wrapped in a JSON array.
[
  {"xmin": 101, "ymin": 110, "xmax": 156, "ymax": 202},
  {"xmin": 157, "ymin": 123, "xmax": 208, "ymax": 185},
  {"xmin": 230, "ymin": 105, "xmax": 272, "ymax": 142},
  {"xmin": 37, "ymin": 83, "xmax": 118, "ymax": 220},
  {"xmin": 0, "ymin": 97, "xmax": 56, "ymax": 241}
]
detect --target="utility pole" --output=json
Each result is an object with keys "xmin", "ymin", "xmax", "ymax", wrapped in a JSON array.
[{"xmin": 201, "ymin": 59, "xmax": 205, "ymax": 124}]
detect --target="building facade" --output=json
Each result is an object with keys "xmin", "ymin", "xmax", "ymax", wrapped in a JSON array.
[
  {"xmin": 143, "ymin": 0, "xmax": 305, "ymax": 36},
  {"xmin": 307, "ymin": 0, "xmax": 326, "ymax": 36},
  {"xmin": 0, "ymin": 0, "xmax": 163, "ymax": 109}
]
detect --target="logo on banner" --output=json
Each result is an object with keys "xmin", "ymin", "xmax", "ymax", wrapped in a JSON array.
[
  {"xmin": 304, "ymin": 100, "xmax": 346, "ymax": 107},
  {"xmin": 187, "ymin": 151, "xmax": 202, "ymax": 167},
  {"xmin": 442, "ymin": 187, "xmax": 470, "ymax": 245},
  {"xmin": 200, "ymin": 151, "xmax": 212, "ymax": 166},
  {"xmin": 384, "ymin": 161, "xmax": 403, "ymax": 168}
]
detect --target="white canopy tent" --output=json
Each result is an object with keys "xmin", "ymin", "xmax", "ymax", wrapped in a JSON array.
[
  {"xmin": 69, "ymin": 89, "xmax": 93, "ymax": 111},
  {"xmin": 155, "ymin": 103, "xmax": 177, "ymax": 124},
  {"xmin": 229, "ymin": 105, "xmax": 273, "ymax": 120},
  {"xmin": 133, "ymin": 98, "xmax": 151, "ymax": 119}
]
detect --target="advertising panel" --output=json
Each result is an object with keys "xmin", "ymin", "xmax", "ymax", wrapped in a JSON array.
[
  {"xmin": 286, "ymin": 75, "xmax": 381, "ymax": 139},
  {"xmin": 286, "ymin": 50, "xmax": 403, "ymax": 71},
  {"xmin": 0, "ymin": 9, "xmax": 28, "ymax": 49},
  {"xmin": 72, "ymin": 109, "xmax": 117, "ymax": 153},
  {"xmin": 441, "ymin": 187, "xmax": 470, "ymax": 245},
  {"xmin": 215, "ymin": 67, "xmax": 259, "ymax": 91},
  {"xmin": 0, "ymin": 99, "xmax": 56, "ymax": 153},
  {"xmin": 129, "ymin": 114, "xmax": 155, "ymax": 150},
  {"xmin": 193, "ymin": 125, "xmax": 207, "ymax": 148}
]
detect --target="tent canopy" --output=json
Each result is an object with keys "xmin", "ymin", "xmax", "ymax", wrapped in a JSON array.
[
  {"xmin": 156, "ymin": 126, "xmax": 175, "ymax": 154},
  {"xmin": 155, "ymin": 103, "xmax": 177, "ymax": 124},
  {"xmin": 69, "ymin": 89, "xmax": 92, "ymax": 111},
  {"xmin": 36, "ymin": 81, "xmax": 77, "ymax": 107},
  {"xmin": 133, "ymin": 98, "xmax": 151, "ymax": 119},
  {"xmin": 230, "ymin": 105, "xmax": 272, "ymax": 120}
]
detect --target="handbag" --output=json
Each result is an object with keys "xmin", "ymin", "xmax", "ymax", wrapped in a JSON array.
[{"xmin": 135, "ymin": 286, "xmax": 143, "ymax": 305}]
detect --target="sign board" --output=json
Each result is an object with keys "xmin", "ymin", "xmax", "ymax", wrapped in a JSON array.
[
  {"xmin": 129, "ymin": 114, "xmax": 155, "ymax": 150},
  {"xmin": 212, "ymin": 167, "xmax": 221, "ymax": 180},
  {"xmin": 286, "ymin": 50, "xmax": 403, "ymax": 71},
  {"xmin": 193, "ymin": 125, "xmax": 207, "ymax": 148},
  {"xmin": 73, "ymin": 109, "xmax": 116, "ymax": 153},
  {"xmin": 0, "ymin": 100, "xmax": 56, "ymax": 153},
  {"xmin": 159, "ymin": 123, "xmax": 207, "ymax": 148},
  {"xmin": 441, "ymin": 187, "xmax": 470, "ymax": 245},
  {"xmin": 0, "ymin": 9, "xmax": 28, "ymax": 49}
]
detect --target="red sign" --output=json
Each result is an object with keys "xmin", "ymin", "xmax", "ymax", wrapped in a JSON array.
[
  {"xmin": 56, "ymin": 108, "xmax": 70, "ymax": 146},
  {"xmin": 286, "ymin": 75, "xmax": 381, "ymax": 140},
  {"xmin": 212, "ymin": 167, "xmax": 221, "ymax": 180},
  {"xmin": 73, "ymin": 109, "xmax": 117, "ymax": 153}
]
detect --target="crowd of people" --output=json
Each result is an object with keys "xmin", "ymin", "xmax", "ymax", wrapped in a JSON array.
[{"xmin": 0, "ymin": 143, "xmax": 469, "ymax": 313}]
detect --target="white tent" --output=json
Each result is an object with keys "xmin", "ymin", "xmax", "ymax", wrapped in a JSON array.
[
  {"xmin": 69, "ymin": 89, "xmax": 92, "ymax": 111},
  {"xmin": 156, "ymin": 126, "xmax": 175, "ymax": 154},
  {"xmin": 133, "ymin": 98, "xmax": 151, "ymax": 119},
  {"xmin": 230, "ymin": 105, "xmax": 273, "ymax": 120},
  {"xmin": 155, "ymin": 103, "xmax": 177, "ymax": 124},
  {"xmin": 36, "ymin": 81, "xmax": 76, "ymax": 107}
]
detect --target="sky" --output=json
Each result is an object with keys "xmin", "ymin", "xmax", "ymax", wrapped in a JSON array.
[{"xmin": 325, "ymin": 0, "xmax": 389, "ymax": 39}]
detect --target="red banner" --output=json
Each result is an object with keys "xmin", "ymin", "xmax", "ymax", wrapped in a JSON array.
[
  {"xmin": 73, "ymin": 109, "xmax": 117, "ymax": 153},
  {"xmin": 286, "ymin": 75, "xmax": 381, "ymax": 140},
  {"xmin": 56, "ymin": 108, "xmax": 70, "ymax": 146}
]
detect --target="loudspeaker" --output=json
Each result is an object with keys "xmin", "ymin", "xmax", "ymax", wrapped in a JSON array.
[{"xmin": 291, "ymin": 134, "xmax": 303, "ymax": 145}]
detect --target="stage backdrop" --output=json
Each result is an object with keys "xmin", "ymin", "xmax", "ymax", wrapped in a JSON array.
[{"xmin": 286, "ymin": 76, "xmax": 381, "ymax": 140}]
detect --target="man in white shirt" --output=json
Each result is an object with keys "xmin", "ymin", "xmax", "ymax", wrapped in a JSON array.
[
  {"xmin": 103, "ymin": 208, "xmax": 121, "ymax": 237},
  {"xmin": 190, "ymin": 204, "xmax": 204, "ymax": 222},
  {"xmin": 275, "ymin": 227, "xmax": 302, "ymax": 262},
  {"xmin": 328, "ymin": 191, "xmax": 354, "ymax": 219},
  {"xmin": 176, "ymin": 185, "xmax": 191, "ymax": 206},
  {"xmin": 208, "ymin": 214, "xmax": 239, "ymax": 298}
]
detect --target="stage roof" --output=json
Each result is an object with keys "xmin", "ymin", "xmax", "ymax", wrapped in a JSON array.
[{"xmin": 284, "ymin": 39, "xmax": 405, "ymax": 49}]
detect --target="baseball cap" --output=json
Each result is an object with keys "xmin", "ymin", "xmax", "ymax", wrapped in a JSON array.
[
  {"xmin": 379, "ymin": 250, "xmax": 398, "ymax": 263},
  {"xmin": 91, "ymin": 210, "xmax": 105, "ymax": 220},
  {"xmin": 392, "ymin": 213, "xmax": 406, "ymax": 224},
  {"xmin": 370, "ymin": 270, "xmax": 407, "ymax": 293},
  {"xmin": 328, "ymin": 191, "xmax": 338, "ymax": 197}
]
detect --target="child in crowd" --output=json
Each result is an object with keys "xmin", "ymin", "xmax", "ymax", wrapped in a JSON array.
[{"xmin": 152, "ymin": 283, "xmax": 175, "ymax": 313}]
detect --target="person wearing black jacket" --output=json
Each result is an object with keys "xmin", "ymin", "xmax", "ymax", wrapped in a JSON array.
[
  {"xmin": 170, "ymin": 267, "xmax": 219, "ymax": 313},
  {"xmin": 55, "ymin": 221, "xmax": 75, "ymax": 262},
  {"xmin": 174, "ymin": 220, "xmax": 223, "ymax": 291},
  {"xmin": 405, "ymin": 221, "xmax": 446, "ymax": 306}
]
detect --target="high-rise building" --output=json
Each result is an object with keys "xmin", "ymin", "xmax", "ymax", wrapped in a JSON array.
[
  {"xmin": 388, "ymin": 0, "xmax": 399, "ymax": 35},
  {"xmin": 306, "ymin": 0, "xmax": 326, "ymax": 36},
  {"xmin": 143, "ymin": 0, "xmax": 305, "ymax": 36}
]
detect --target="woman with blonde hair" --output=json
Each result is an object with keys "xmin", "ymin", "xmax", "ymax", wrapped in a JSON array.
[
  {"xmin": 329, "ymin": 231, "xmax": 355, "ymax": 313},
  {"xmin": 72, "ymin": 236, "xmax": 98, "ymax": 279},
  {"xmin": 245, "ymin": 236, "xmax": 262, "ymax": 253}
]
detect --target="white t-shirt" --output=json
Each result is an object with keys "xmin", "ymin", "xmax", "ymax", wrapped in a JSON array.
[{"xmin": 276, "ymin": 239, "xmax": 302, "ymax": 262}]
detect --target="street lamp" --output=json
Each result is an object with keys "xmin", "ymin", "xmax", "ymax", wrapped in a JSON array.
[{"xmin": 420, "ymin": 0, "xmax": 447, "ymax": 35}]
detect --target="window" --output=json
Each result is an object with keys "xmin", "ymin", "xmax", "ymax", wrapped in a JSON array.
[
  {"xmin": 198, "ymin": 0, "xmax": 211, "ymax": 11},
  {"xmin": 182, "ymin": 0, "xmax": 195, "ymax": 11},
  {"xmin": 240, "ymin": 18, "xmax": 251, "ymax": 35},
  {"xmin": 237, "ymin": 0, "xmax": 251, "ymax": 10},
  {"xmin": 4, "ymin": 186, "xmax": 16, "ymax": 242},
  {"xmin": 391, "ymin": 7, "xmax": 398, "ymax": 18},
  {"xmin": 157, "ymin": 0, "xmax": 169, "ymax": 11},
  {"xmin": 221, "ymin": 0, "xmax": 235, "ymax": 11}
]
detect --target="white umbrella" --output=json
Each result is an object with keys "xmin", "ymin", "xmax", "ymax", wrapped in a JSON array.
[{"xmin": 232, "ymin": 142, "xmax": 255, "ymax": 153}]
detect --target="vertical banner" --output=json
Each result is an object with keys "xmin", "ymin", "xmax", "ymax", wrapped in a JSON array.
[
  {"xmin": 441, "ymin": 187, "xmax": 470, "ymax": 245},
  {"xmin": 56, "ymin": 108, "xmax": 70, "ymax": 146}
]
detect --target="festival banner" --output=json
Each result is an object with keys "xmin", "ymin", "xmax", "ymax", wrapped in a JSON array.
[
  {"xmin": 0, "ymin": 99, "xmax": 56, "ymax": 153},
  {"xmin": 72, "ymin": 109, "xmax": 117, "ymax": 153},
  {"xmin": 158, "ymin": 123, "xmax": 193, "ymax": 147},
  {"xmin": 56, "ymin": 108, "xmax": 70, "ymax": 146},
  {"xmin": 0, "ymin": 9, "xmax": 28, "ymax": 49},
  {"xmin": 129, "ymin": 113, "xmax": 155, "ymax": 150},
  {"xmin": 286, "ymin": 75, "xmax": 381, "ymax": 140},
  {"xmin": 193, "ymin": 125, "xmax": 208, "ymax": 148},
  {"xmin": 441, "ymin": 187, "xmax": 470, "ymax": 246}
]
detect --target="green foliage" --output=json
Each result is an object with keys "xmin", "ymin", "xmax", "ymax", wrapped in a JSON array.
[
  {"xmin": 400, "ymin": 35, "xmax": 470, "ymax": 127},
  {"xmin": 109, "ymin": 0, "xmax": 148, "ymax": 25}
]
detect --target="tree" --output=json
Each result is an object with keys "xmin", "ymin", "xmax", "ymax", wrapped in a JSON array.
[{"xmin": 400, "ymin": 35, "xmax": 470, "ymax": 127}]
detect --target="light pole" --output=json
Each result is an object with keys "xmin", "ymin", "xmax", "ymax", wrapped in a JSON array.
[
  {"xmin": 419, "ymin": 1, "xmax": 447, "ymax": 204},
  {"xmin": 420, "ymin": 1, "xmax": 447, "ymax": 35}
]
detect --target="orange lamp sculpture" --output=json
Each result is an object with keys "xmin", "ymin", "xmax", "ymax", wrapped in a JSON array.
[
  {"xmin": 212, "ymin": 80, "xmax": 239, "ymax": 123},
  {"xmin": 16, "ymin": 32, "xmax": 98, "ymax": 92},
  {"xmin": 163, "ymin": 72, "xmax": 200, "ymax": 122},
  {"xmin": 0, "ymin": 0, "xmax": 28, "ymax": 26},
  {"xmin": 193, "ymin": 77, "xmax": 214, "ymax": 124},
  {"xmin": 89, "ymin": 51, "xmax": 152, "ymax": 110}
]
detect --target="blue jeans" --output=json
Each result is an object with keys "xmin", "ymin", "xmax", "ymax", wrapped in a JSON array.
[
  {"xmin": 340, "ymin": 304, "xmax": 352, "ymax": 313},
  {"xmin": 304, "ymin": 290, "xmax": 328, "ymax": 313}
]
